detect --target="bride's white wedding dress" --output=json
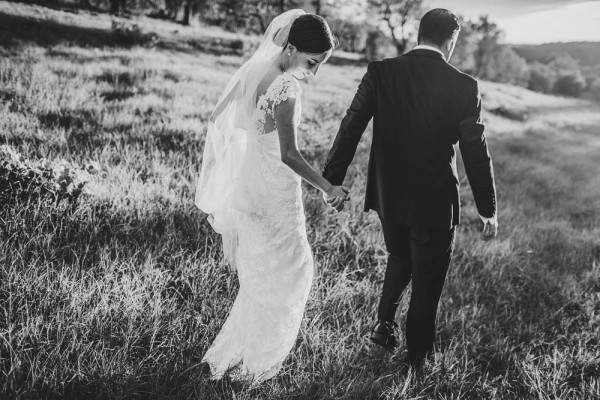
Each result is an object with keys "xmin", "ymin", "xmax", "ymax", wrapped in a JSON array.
[{"xmin": 199, "ymin": 71, "xmax": 314, "ymax": 382}]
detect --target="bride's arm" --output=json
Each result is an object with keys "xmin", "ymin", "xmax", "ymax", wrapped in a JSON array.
[{"xmin": 274, "ymin": 97, "xmax": 347, "ymax": 199}]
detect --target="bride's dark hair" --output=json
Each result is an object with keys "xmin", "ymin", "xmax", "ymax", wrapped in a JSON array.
[{"xmin": 287, "ymin": 14, "xmax": 336, "ymax": 54}]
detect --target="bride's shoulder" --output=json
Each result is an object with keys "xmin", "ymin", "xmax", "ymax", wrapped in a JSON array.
[
  {"xmin": 257, "ymin": 70, "xmax": 283, "ymax": 92},
  {"xmin": 264, "ymin": 71, "xmax": 297, "ymax": 86},
  {"xmin": 278, "ymin": 72, "xmax": 301, "ymax": 93},
  {"xmin": 259, "ymin": 71, "xmax": 301, "ymax": 100}
]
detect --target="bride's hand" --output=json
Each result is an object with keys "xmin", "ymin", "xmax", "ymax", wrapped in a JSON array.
[{"xmin": 324, "ymin": 185, "xmax": 350, "ymax": 212}]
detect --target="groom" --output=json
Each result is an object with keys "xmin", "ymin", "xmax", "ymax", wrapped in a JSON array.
[{"xmin": 322, "ymin": 9, "xmax": 497, "ymax": 368}]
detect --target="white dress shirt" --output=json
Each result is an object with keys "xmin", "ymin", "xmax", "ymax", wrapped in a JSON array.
[{"xmin": 412, "ymin": 45, "xmax": 497, "ymax": 226}]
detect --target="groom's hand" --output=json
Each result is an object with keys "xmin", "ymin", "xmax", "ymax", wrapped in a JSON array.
[
  {"xmin": 327, "ymin": 196, "xmax": 346, "ymax": 212},
  {"xmin": 323, "ymin": 185, "xmax": 350, "ymax": 212},
  {"xmin": 482, "ymin": 221, "xmax": 498, "ymax": 241}
]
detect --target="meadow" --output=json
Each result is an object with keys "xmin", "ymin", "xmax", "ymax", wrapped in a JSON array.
[{"xmin": 1, "ymin": 2, "xmax": 600, "ymax": 399}]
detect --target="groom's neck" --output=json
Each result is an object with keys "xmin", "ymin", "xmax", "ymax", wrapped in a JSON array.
[{"xmin": 417, "ymin": 41, "xmax": 443, "ymax": 52}]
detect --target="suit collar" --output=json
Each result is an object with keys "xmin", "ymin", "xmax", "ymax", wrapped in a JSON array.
[
  {"xmin": 406, "ymin": 48, "xmax": 447, "ymax": 62},
  {"xmin": 413, "ymin": 44, "xmax": 445, "ymax": 58}
]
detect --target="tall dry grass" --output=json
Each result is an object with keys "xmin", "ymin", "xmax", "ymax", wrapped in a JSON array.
[{"xmin": 1, "ymin": 2, "xmax": 600, "ymax": 399}]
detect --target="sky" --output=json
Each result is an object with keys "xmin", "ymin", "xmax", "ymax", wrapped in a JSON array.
[{"xmin": 429, "ymin": 0, "xmax": 600, "ymax": 44}]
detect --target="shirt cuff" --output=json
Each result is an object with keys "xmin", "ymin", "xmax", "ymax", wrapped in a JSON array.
[{"xmin": 480, "ymin": 214, "xmax": 497, "ymax": 225}]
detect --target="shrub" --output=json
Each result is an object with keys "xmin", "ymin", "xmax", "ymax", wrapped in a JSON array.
[
  {"xmin": 547, "ymin": 52, "xmax": 581, "ymax": 76},
  {"xmin": 554, "ymin": 72, "xmax": 587, "ymax": 97},
  {"xmin": 489, "ymin": 106, "xmax": 528, "ymax": 121},
  {"xmin": 365, "ymin": 30, "xmax": 397, "ymax": 61},
  {"xmin": 528, "ymin": 62, "xmax": 555, "ymax": 93},
  {"xmin": 586, "ymin": 78, "xmax": 600, "ymax": 102},
  {"xmin": 327, "ymin": 18, "xmax": 368, "ymax": 53},
  {"xmin": 111, "ymin": 19, "xmax": 157, "ymax": 47},
  {"xmin": 488, "ymin": 47, "xmax": 530, "ymax": 86},
  {"xmin": 0, "ymin": 145, "xmax": 91, "ymax": 206}
]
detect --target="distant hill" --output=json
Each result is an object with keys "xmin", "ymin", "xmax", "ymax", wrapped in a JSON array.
[{"xmin": 512, "ymin": 42, "xmax": 600, "ymax": 66}]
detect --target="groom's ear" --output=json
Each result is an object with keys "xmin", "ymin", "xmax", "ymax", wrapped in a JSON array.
[
  {"xmin": 450, "ymin": 33, "xmax": 459, "ymax": 49},
  {"xmin": 287, "ymin": 44, "xmax": 297, "ymax": 54},
  {"xmin": 443, "ymin": 38, "xmax": 452, "ymax": 51},
  {"xmin": 443, "ymin": 35, "xmax": 458, "ymax": 61}
]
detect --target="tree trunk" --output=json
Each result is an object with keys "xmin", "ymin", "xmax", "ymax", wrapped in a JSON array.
[
  {"xmin": 110, "ymin": 0, "xmax": 127, "ymax": 14},
  {"xmin": 314, "ymin": 0, "xmax": 321, "ymax": 15},
  {"xmin": 110, "ymin": 0, "xmax": 119, "ymax": 14},
  {"xmin": 255, "ymin": 13, "xmax": 267, "ymax": 33},
  {"xmin": 182, "ymin": 0, "xmax": 191, "ymax": 25},
  {"xmin": 394, "ymin": 39, "xmax": 406, "ymax": 55},
  {"xmin": 167, "ymin": 0, "xmax": 180, "ymax": 21}
]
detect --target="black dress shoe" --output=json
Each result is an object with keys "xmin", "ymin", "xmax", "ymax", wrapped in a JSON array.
[
  {"xmin": 408, "ymin": 355, "xmax": 425, "ymax": 374},
  {"xmin": 370, "ymin": 319, "xmax": 399, "ymax": 348}
]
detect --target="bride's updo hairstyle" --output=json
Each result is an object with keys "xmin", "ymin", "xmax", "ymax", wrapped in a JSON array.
[{"xmin": 287, "ymin": 14, "xmax": 336, "ymax": 54}]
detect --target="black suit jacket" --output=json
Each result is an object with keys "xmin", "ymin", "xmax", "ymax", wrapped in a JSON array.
[{"xmin": 322, "ymin": 49, "xmax": 496, "ymax": 229}]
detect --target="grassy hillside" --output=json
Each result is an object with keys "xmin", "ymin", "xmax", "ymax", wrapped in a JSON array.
[
  {"xmin": 0, "ymin": 1, "xmax": 250, "ymax": 54},
  {"xmin": 513, "ymin": 42, "xmax": 600, "ymax": 67},
  {"xmin": 1, "ymin": 2, "xmax": 599, "ymax": 399}
]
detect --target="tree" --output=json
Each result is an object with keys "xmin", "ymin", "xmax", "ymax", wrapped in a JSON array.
[
  {"xmin": 365, "ymin": 29, "xmax": 397, "ymax": 60},
  {"xmin": 470, "ymin": 16, "xmax": 503, "ymax": 80},
  {"xmin": 545, "ymin": 53, "xmax": 585, "ymax": 97},
  {"xmin": 181, "ymin": 0, "xmax": 209, "ymax": 25},
  {"xmin": 208, "ymin": 0, "xmax": 287, "ymax": 33},
  {"xmin": 218, "ymin": 0, "xmax": 308, "ymax": 33},
  {"xmin": 490, "ymin": 46, "xmax": 530, "ymax": 86},
  {"xmin": 368, "ymin": 0, "xmax": 424, "ymax": 54},
  {"xmin": 164, "ymin": 0, "xmax": 183, "ymax": 19},
  {"xmin": 327, "ymin": 18, "xmax": 368, "ymax": 52},
  {"xmin": 450, "ymin": 16, "xmax": 477, "ymax": 73},
  {"xmin": 547, "ymin": 53, "xmax": 581, "ymax": 76},
  {"xmin": 110, "ymin": 0, "xmax": 127, "ymax": 14},
  {"xmin": 244, "ymin": 0, "xmax": 287, "ymax": 33}
]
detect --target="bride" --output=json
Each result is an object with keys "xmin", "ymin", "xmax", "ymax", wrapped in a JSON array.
[{"xmin": 195, "ymin": 10, "xmax": 348, "ymax": 382}]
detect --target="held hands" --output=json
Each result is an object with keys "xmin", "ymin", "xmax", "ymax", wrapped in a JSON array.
[
  {"xmin": 482, "ymin": 220, "xmax": 498, "ymax": 241},
  {"xmin": 323, "ymin": 185, "xmax": 350, "ymax": 212}
]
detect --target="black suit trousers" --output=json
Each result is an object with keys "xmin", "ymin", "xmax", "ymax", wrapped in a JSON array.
[{"xmin": 378, "ymin": 217, "xmax": 456, "ymax": 363}]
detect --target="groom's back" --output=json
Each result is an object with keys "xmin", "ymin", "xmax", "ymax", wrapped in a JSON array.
[
  {"xmin": 364, "ymin": 49, "xmax": 480, "ymax": 228},
  {"xmin": 323, "ymin": 47, "xmax": 490, "ymax": 229},
  {"xmin": 374, "ymin": 50, "xmax": 475, "ymax": 156}
]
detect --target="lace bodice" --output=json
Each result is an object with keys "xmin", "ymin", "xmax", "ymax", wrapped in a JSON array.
[{"xmin": 256, "ymin": 72, "xmax": 302, "ymax": 135}]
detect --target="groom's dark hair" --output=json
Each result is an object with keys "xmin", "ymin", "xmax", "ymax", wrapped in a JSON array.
[
  {"xmin": 288, "ymin": 14, "xmax": 337, "ymax": 54},
  {"xmin": 418, "ymin": 9, "xmax": 461, "ymax": 47}
]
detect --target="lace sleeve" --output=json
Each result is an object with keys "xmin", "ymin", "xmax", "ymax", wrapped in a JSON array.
[
  {"xmin": 256, "ymin": 73, "xmax": 301, "ymax": 135},
  {"xmin": 270, "ymin": 73, "xmax": 301, "ymax": 111}
]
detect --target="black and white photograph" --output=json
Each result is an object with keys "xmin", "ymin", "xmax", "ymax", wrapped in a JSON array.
[{"xmin": 1, "ymin": 0, "xmax": 599, "ymax": 398}]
